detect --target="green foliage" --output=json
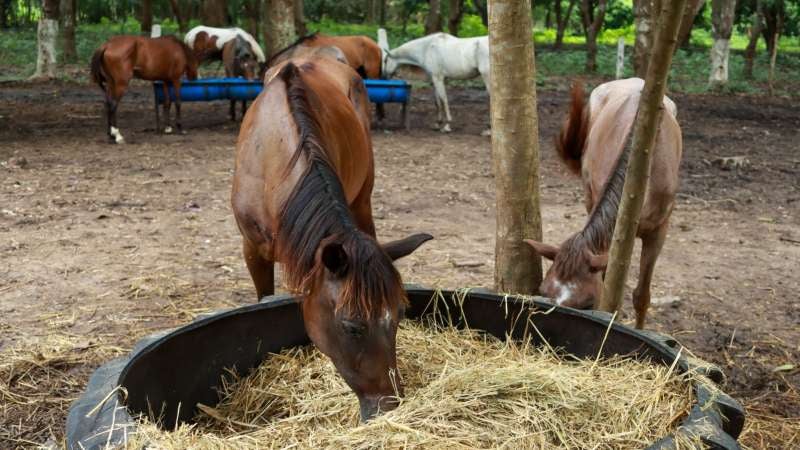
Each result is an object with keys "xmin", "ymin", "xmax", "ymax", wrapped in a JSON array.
[
  {"xmin": 457, "ymin": 14, "xmax": 487, "ymax": 37},
  {"xmin": 604, "ymin": 0, "xmax": 634, "ymax": 29}
]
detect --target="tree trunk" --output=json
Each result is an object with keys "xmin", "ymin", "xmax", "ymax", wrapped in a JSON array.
[
  {"xmin": 761, "ymin": 1, "xmax": 784, "ymax": 56},
  {"xmin": 448, "ymin": 0, "xmax": 463, "ymax": 35},
  {"xmin": 32, "ymin": 0, "xmax": 59, "ymax": 80},
  {"xmin": 295, "ymin": 0, "xmax": 306, "ymax": 35},
  {"xmin": 202, "ymin": 0, "xmax": 227, "ymax": 26},
  {"xmin": 244, "ymin": 0, "xmax": 261, "ymax": 39},
  {"xmin": 599, "ymin": 0, "xmax": 688, "ymax": 315},
  {"xmin": 264, "ymin": 0, "xmax": 295, "ymax": 59},
  {"xmin": 1, "ymin": 0, "xmax": 12, "ymax": 28},
  {"xmin": 676, "ymin": 0, "xmax": 705, "ymax": 48},
  {"xmin": 425, "ymin": 0, "xmax": 442, "ymax": 35},
  {"xmin": 581, "ymin": 0, "xmax": 607, "ymax": 73},
  {"xmin": 633, "ymin": 0, "xmax": 655, "ymax": 77},
  {"xmin": 743, "ymin": 0, "xmax": 763, "ymax": 79},
  {"xmin": 379, "ymin": 0, "xmax": 386, "ymax": 25},
  {"xmin": 60, "ymin": 0, "xmax": 77, "ymax": 62},
  {"xmin": 473, "ymin": 0, "xmax": 489, "ymax": 28},
  {"xmin": 140, "ymin": 0, "xmax": 152, "ymax": 33},
  {"xmin": 708, "ymin": 0, "xmax": 736, "ymax": 90},
  {"xmin": 488, "ymin": 0, "xmax": 543, "ymax": 294},
  {"xmin": 545, "ymin": 0, "xmax": 553, "ymax": 29},
  {"xmin": 555, "ymin": 0, "xmax": 577, "ymax": 50},
  {"xmin": 169, "ymin": 0, "xmax": 189, "ymax": 32}
]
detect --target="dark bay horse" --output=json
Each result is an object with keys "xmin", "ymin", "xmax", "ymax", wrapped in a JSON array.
[
  {"xmin": 90, "ymin": 35, "xmax": 198, "ymax": 143},
  {"xmin": 267, "ymin": 33, "xmax": 386, "ymax": 120},
  {"xmin": 231, "ymin": 55, "xmax": 431, "ymax": 420},
  {"xmin": 222, "ymin": 35, "xmax": 258, "ymax": 121},
  {"xmin": 525, "ymin": 78, "xmax": 682, "ymax": 329}
]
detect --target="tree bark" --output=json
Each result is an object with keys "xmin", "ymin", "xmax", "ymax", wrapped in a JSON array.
[
  {"xmin": 32, "ymin": 0, "xmax": 59, "ymax": 80},
  {"xmin": 425, "ymin": 0, "xmax": 442, "ymax": 35},
  {"xmin": 580, "ymin": 0, "xmax": 607, "ymax": 73},
  {"xmin": 633, "ymin": 0, "xmax": 654, "ymax": 77},
  {"xmin": 60, "ymin": 0, "xmax": 77, "ymax": 62},
  {"xmin": 294, "ymin": 0, "xmax": 307, "ymax": 35},
  {"xmin": 366, "ymin": 0, "xmax": 376, "ymax": 24},
  {"xmin": 599, "ymin": 0, "xmax": 688, "ymax": 314},
  {"xmin": 743, "ymin": 0, "xmax": 763, "ymax": 79},
  {"xmin": 761, "ymin": 0, "xmax": 784, "ymax": 56},
  {"xmin": 264, "ymin": 0, "xmax": 296, "ymax": 59},
  {"xmin": 488, "ymin": 0, "xmax": 543, "ymax": 295},
  {"xmin": 244, "ymin": 0, "xmax": 261, "ymax": 39},
  {"xmin": 0, "ymin": 0, "xmax": 10, "ymax": 28},
  {"xmin": 169, "ymin": 0, "xmax": 189, "ymax": 32},
  {"xmin": 554, "ymin": 0, "xmax": 577, "ymax": 50},
  {"xmin": 202, "ymin": 0, "xmax": 227, "ymax": 26},
  {"xmin": 676, "ymin": 0, "xmax": 705, "ymax": 48},
  {"xmin": 139, "ymin": 0, "xmax": 152, "ymax": 33},
  {"xmin": 708, "ymin": 0, "xmax": 736, "ymax": 90},
  {"xmin": 379, "ymin": 0, "xmax": 386, "ymax": 25},
  {"xmin": 448, "ymin": 0, "xmax": 464, "ymax": 35}
]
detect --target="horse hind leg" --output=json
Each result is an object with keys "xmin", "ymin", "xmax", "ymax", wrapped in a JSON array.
[
  {"xmin": 108, "ymin": 82, "xmax": 127, "ymax": 144},
  {"xmin": 161, "ymin": 83, "xmax": 173, "ymax": 134},
  {"xmin": 431, "ymin": 76, "xmax": 452, "ymax": 133},
  {"xmin": 174, "ymin": 80, "xmax": 185, "ymax": 134},
  {"xmin": 632, "ymin": 221, "xmax": 669, "ymax": 329}
]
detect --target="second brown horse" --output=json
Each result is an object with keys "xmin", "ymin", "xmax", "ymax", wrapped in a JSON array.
[{"xmin": 232, "ymin": 55, "xmax": 431, "ymax": 420}]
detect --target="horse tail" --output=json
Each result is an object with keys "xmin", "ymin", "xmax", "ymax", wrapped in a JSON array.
[
  {"xmin": 555, "ymin": 82, "xmax": 590, "ymax": 175},
  {"xmin": 90, "ymin": 46, "xmax": 107, "ymax": 92}
]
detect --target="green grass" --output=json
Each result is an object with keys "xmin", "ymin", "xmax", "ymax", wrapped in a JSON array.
[{"xmin": 2, "ymin": 16, "xmax": 798, "ymax": 97}]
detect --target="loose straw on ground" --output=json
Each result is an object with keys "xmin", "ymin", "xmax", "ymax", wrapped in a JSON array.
[{"xmin": 128, "ymin": 317, "xmax": 703, "ymax": 449}]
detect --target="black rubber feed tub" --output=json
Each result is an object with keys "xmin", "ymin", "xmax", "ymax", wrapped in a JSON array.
[{"xmin": 67, "ymin": 286, "xmax": 745, "ymax": 449}]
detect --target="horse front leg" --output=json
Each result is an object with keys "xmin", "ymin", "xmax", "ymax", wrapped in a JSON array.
[
  {"xmin": 241, "ymin": 100, "xmax": 248, "ymax": 120},
  {"xmin": 229, "ymin": 100, "xmax": 236, "ymax": 121},
  {"xmin": 173, "ymin": 80, "xmax": 184, "ymax": 134},
  {"xmin": 632, "ymin": 221, "xmax": 669, "ymax": 329},
  {"xmin": 432, "ymin": 76, "xmax": 451, "ymax": 133},
  {"xmin": 161, "ymin": 83, "xmax": 172, "ymax": 134},
  {"xmin": 108, "ymin": 81, "xmax": 127, "ymax": 144}
]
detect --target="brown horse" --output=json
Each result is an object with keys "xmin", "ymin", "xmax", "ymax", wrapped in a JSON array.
[
  {"xmin": 525, "ymin": 78, "xmax": 682, "ymax": 329},
  {"xmin": 90, "ymin": 35, "xmax": 198, "ymax": 143},
  {"xmin": 222, "ymin": 35, "xmax": 259, "ymax": 121},
  {"xmin": 267, "ymin": 33, "xmax": 386, "ymax": 120},
  {"xmin": 231, "ymin": 55, "xmax": 431, "ymax": 420}
]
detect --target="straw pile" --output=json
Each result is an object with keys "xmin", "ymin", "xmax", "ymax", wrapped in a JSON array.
[{"xmin": 130, "ymin": 320, "xmax": 702, "ymax": 449}]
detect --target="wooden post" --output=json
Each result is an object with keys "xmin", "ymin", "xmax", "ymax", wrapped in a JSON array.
[
  {"xmin": 616, "ymin": 37, "xmax": 625, "ymax": 79},
  {"xmin": 489, "ymin": 0, "xmax": 543, "ymax": 294},
  {"xmin": 599, "ymin": 0, "xmax": 687, "ymax": 313}
]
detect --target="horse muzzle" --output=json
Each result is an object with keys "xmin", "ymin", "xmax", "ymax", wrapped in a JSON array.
[{"xmin": 358, "ymin": 395, "xmax": 400, "ymax": 422}]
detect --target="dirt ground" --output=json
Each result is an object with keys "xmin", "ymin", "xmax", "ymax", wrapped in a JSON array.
[{"xmin": 1, "ymin": 79, "xmax": 798, "ymax": 449}]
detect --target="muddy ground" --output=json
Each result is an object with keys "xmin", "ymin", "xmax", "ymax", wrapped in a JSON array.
[{"xmin": 1, "ymin": 79, "xmax": 798, "ymax": 449}]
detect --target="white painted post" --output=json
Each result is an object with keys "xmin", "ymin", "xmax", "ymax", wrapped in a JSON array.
[
  {"xmin": 151, "ymin": 24, "xmax": 162, "ymax": 38},
  {"xmin": 616, "ymin": 37, "xmax": 625, "ymax": 79},
  {"xmin": 377, "ymin": 28, "xmax": 389, "ymax": 52}
]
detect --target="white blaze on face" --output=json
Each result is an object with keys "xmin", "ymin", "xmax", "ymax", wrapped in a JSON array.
[
  {"xmin": 380, "ymin": 308, "xmax": 393, "ymax": 329},
  {"xmin": 552, "ymin": 279, "xmax": 576, "ymax": 306},
  {"xmin": 110, "ymin": 127, "xmax": 125, "ymax": 144}
]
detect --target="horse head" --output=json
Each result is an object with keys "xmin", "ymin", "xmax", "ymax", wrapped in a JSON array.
[
  {"xmin": 233, "ymin": 35, "xmax": 258, "ymax": 80},
  {"xmin": 524, "ymin": 236, "xmax": 607, "ymax": 310},
  {"xmin": 382, "ymin": 49, "xmax": 398, "ymax": 79},
  {"xmin": 302, "ymin": 232, "xmax": 432, "ymax": 421}
]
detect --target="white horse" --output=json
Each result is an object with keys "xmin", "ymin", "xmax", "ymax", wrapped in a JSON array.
[
  {"xmin": 381, "ymin": 32, "xmax": 489, "ymax": 133},
  {"xmin": 184, "ymin": 26, "xmax": 266, "ymax": 63}
]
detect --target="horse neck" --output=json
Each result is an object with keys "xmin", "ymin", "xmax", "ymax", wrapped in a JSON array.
[{"xmin": 390, "ymin": 38, "xmax": 431, "ymax": 66}]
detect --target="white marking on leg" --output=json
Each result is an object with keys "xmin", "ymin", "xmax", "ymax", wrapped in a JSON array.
[
  {"xmin": 110, "ymin": 126, "xmax": 125, "ymax": 144},
  {"xmin": 164, "ymin": 126, "xmax": 173, "ymax": 134}
]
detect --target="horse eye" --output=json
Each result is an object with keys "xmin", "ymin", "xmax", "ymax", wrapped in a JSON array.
[{"xmin": 341, "ymin": 320, "xmax": 366, "ymax": 338}]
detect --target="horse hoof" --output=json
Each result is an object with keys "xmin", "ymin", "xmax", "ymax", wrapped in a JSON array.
[
  {"xmin": 164, "ymin": 126, "xmax": 173, "ymax": 134},
  {"xmin": 440, "ymin": 125, "xmax": 452, "ymax": 133}
]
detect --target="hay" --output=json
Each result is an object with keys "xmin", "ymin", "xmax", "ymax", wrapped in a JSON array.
[{"xmin": 128, "ymin": 320, "xmax": 702, "ymax": 449}]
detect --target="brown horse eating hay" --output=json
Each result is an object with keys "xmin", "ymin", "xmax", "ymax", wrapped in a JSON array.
[
  {"xmin": 231, "ymin": 55, "xmax": 431, "ymax": 420},
  {"xmin": 525, "ymin": 78, "xmax": 682, "ymax": 329},
  {"xmin": 222, "ymin": 35, "xmax": 259, "ymax": 121},
  {"xmin": 90, "ymin": 35, "xmax": 198, "ymax": 143}
]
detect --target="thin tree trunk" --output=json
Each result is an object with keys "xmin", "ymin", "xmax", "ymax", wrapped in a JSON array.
[
  {"xmin": 633, "ymin": 0, "xmax": 655, "ymax": 77},
  {"xmin": 264, "ymin": 0, "xmax": 295, "ymax": 58},
  {"xmin": 244, "ymin": 0, "xmax": 261, "ymax": 38},
  {"xmin": 708, "ymin": 0, "xmax": 737, "ymax": 90},
  {"xmin": 32, "ymin": 0, "xmax": 59, "ymax": 80},
  {"xmin": 768, "ymin": 30, "xmax": 779, "ymax": 96},
  {"xmin": 1, "ymin": 0, "xmax": 11, "ymax": 28},
  {"xmin": 169, "ymin": 0, "xmax": 189, "ymax": 32},
  {"xmin": 743, "ymin": 0, "xmax": 763, "ymax": 79},
  {"xmin": 488, "ymin": 0, "xmax": 543, "ymax": 294},
  {"xmin": 761, "ymin": 1, "xmax": 783, "ymax": 56},
  {"xmin": 60, "ymin": 0, "xmax": 77, "ymax": 62},
  {"xmin": 676, "ymin": 0, "xmax": 705, "ymax": 48},
  {"xmin": 555, "ymin": 0, "xmax": 577, "ymax": 50},
  {"xmin": 379, "ymin": 0, "xmax": 386, "ymax": 25},
  {"xmin": 366, "ymin": 0, "xmax": 375, "ymax": 23},
  {"xmin": 294, "ymin": 0, "xmax": 306, "ymax": 35},
  {"xmin": 425, "ymin": 0, "xmax": 442, "ymax": 35},
  {"xmin": 448, "ymin": 0, "xmax": 463, "ymax": 35},
  {"xmin": 202, "ymin": 0, "xmax": 227, "ymax": 26},
  {"xmin": 599, "ymin": 0, "xmax": 688, "ymax": 314},
  {"xmin": 473, "ymin": 0, "xmax": 489, "ymax": 28},
  {"xmin": 581, "ymin": 0, "xmax": 607, "ymax": 73},
  {"xmin": 140, "ymin": 0, "xmax": 152, "ymax": 33}
]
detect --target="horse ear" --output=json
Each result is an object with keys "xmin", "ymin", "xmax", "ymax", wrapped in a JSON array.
[
  {"xmin": 382, "ymin": 233, "xmax": 433, "ymax": 261},
  {"xmin": 585, "ymin": 250, "xmax": 608, "ymax": 273},
  {"xmin": 524, "ymin": 239, "xmax": 558, "ymax": 261},
  {"xmin": 321, "ymin": 241, "xmax": 349, "ymax": 277}
]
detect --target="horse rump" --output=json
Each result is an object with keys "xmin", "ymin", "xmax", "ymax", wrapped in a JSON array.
[{"xmin": 556, "ymin": 82, "xmax": 590, "ymax": 175}]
